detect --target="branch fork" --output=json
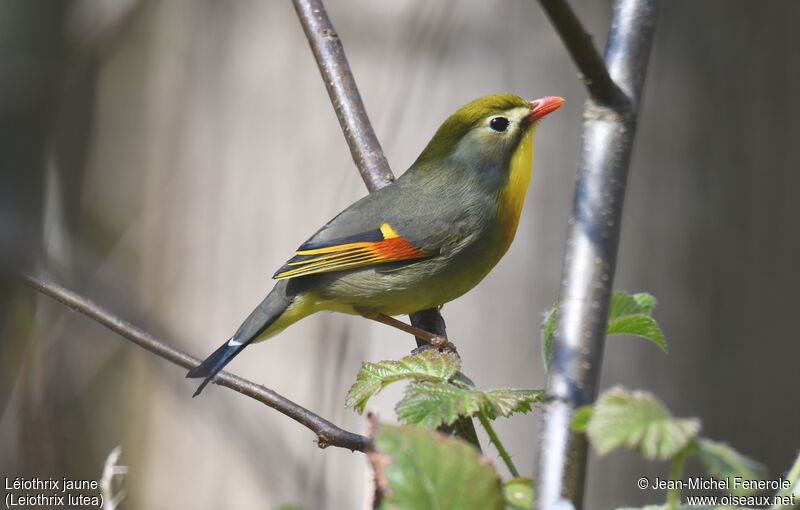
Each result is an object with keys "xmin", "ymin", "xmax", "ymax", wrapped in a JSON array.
[{"xmin": 535, "ymin": 0, "xmax": 660, "ymax": 508}]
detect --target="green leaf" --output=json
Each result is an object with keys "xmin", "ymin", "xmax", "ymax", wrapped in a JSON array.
[
  {"xmin": 371, "ymin": 424, "xmax": 504, "ymax": 510},
  {"xmin": 586, "ymin": 387, "xmax": 700, "ymax": 460},
  {"xmin": 540, "ymin": 305, "xmax": 557, "ymax": 372},
  {"xmin": 607, "ymin": 292, "xmax": 667, "ymax": 352},
  {"xmin": 609, "ymin": 291, "xmax": 652, "ymax": 317},
  {"xmin": 540, "ymin": 291, "xmax": 666, "ymax": 372},
  {"xmin": 396, "ymin": 381, "xmax": 543, "ymax": 428},
  {"xmin": 503, "ymin": 477, "xmax": 533, "ymax": 510},
  {"xmin": 570, "ymin": 405, "xmax": 594, "ymax": 432},
  {"xmin": 632, "ymin": 292, "xmax": 656, "ymax": 314},
  {"xmin": 396, "ymin": 382, "xmax": 479, "ymax": 428},
  {"xmin": 483, "ymin": 388, "xmax": 545, "ymax": 418},
  {"xmin": 695, "ymin": 438, "xmax": 765, "ymax": 496},
  {"xmin": 346, "ymin": 350, "xmax": 461, "ymax": 413}
]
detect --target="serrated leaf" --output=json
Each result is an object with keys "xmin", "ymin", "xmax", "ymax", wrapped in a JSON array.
[
  {"xmin": 570, "ymin": 405, "xmax": 594, "ymax": 432},
  {"xmin": 396, "ymin": 382, "xmax": 481, "ymax": 428},
  {"xmin": 586, "ymin": 387, "xmax": 700, "ymax": 460},
  {"xmin": 371, "ymin": 424, "xmax": 503, "ymax": 510},
  {"xmin": 695, "ymin": 438, "xmax": 765, "ymax": 496},
  {"xmin": 607, "ymin": 315, "xmax": 667, "ymax": 352},
  {"xmin": 346, "ymin": 350, "xmax": 461, "ymax": 413},
  {"xmin": 503, "ymin": 477, "xmax": 533, "ymax": 510},
  {"xmin": 484, "ymin": 388, "xmax": 544, "ymax": 417},
  {"xmin": 607, "ymin": 292, "xmax": 667, "ymax": 352},
  {"xmin": 396, "ymin": 382, "xmax": 543, "ymax": 428}
]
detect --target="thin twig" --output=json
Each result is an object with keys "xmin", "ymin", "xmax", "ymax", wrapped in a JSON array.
[
  {"xmin": 291, "ymin": 0, "xmax": 394, "ymax": 192},
  {"xmin": 21, "ymin": 273, "xmax": 368, "ymax": 452},
  {"xmin": 538, "ymin": 0, "xmax": 625, "ymax": 106},
  {"xmin": 536, "ymin": 0, "xmax": 659, "ymax": 508}
]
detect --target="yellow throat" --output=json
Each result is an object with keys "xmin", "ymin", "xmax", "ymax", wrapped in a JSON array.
[{"xmin": 497, "ymin": 128, "xmax": 534, "ymax": 253}]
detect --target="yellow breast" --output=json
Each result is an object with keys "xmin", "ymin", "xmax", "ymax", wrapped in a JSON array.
[{"xmin": 496, "ymin": 129, "xmax": 534, "ymax": 254}]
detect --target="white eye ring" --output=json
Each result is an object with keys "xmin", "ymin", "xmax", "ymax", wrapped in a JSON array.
[{"xmin": 489, "ymin": 117, "xmax": 510, "ymax": 132}]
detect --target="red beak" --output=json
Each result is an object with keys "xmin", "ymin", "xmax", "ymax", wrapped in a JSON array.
[{"xmin": 530, "ymin": 96, "xmax": 565, "ymax": 121}]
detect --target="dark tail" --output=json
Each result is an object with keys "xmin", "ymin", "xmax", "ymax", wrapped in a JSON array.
[{"xmin": 187, "ymin": 280, "xmax": 293, "ymax": 397}]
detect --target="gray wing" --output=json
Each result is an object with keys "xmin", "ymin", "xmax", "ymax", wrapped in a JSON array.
[{"xmin": 272, "ymin": 165, "xmax": 480, "ymax": 280}]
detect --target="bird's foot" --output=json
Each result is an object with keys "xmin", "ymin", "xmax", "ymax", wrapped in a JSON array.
[{"xmin": 412, "ymin": 336, "xmax": 458, "ymax": 356}]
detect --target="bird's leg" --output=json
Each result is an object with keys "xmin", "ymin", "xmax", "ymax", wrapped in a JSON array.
[
  {"xmin": 358, "ymin": 310, "xmax": 456, "ymax": 352},
  {"xmin": 374, "ymin": 313, "xmax": 442, "ymax": 344}
]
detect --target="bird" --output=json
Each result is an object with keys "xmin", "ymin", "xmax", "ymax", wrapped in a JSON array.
[{"xmin": 187, "ymin": 93, "xmax": 564, "ymax": 396}]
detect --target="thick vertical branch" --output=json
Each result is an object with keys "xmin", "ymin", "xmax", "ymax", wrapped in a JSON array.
[{"xmin": 536, "ymin": 0, "xmax": 659, "ymax": 508}]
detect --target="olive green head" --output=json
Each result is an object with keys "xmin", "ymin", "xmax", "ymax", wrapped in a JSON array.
[{"xmin": 413, "ymin": 93, "xmax": 564, "ymax": 169}]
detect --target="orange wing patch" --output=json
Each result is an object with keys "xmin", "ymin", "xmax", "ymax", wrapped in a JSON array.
[{"xmin": 273, "ymin": 223, "xmax": 431, "ymax": 280}]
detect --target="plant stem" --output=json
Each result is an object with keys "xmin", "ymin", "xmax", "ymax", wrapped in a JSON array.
[
  {"xmin": 477, "ymin": 411, "xmax": 519, "ymax": 477},
  {"xmin": 667, "ymin": 448, "xmax": 689, "ymax": 509},
  {"xmin": 21, "ymin": 273, "xmax": 368, "ymax": 452}
]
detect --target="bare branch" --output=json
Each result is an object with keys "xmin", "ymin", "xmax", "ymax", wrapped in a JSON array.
[
  {"xmin": 291, "ymin": 0, "xmax": 394, "ymax": 192},
  {"xmin": 21, "ymin": 273, "xmax": 368, "ymax": 452},
  {"xmin": 536, "ymin": 0, "xmax": 659, "ymax": 508},
  {"xmin": 538, "ymin": 0, "xmax": 625, "ymax": 106}
]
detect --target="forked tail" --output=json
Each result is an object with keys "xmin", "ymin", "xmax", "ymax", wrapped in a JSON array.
[{"xmin": 187, "ymin": 280, "xmax": 294, "ymax": 396}]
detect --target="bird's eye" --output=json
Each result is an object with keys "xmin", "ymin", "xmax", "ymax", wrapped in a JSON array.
[{"xmin": 489, "ymin": 117, "xmax": 510, "ymax": 132}]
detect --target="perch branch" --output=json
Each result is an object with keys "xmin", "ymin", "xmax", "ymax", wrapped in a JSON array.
[
  {"xmin": 536, "ymin": 0, "xmax": 659, "ymax": 508},
  {"xmin": 538, "ymin": 0, "xmax": 625, "ymax": 106},
  {"xmin": 21, "ymin": 273, "xmax": 368, "ymax": 452}
]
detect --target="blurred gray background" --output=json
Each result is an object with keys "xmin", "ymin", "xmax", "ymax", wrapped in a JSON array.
[{"xmin": 1, "ymin": 0, "xmax": 798, "ymax": 508}]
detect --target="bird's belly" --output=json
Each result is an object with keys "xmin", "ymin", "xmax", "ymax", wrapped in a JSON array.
[{"xmin": 311, "ymin": 243, "xmax": 502, "ymax": 316}]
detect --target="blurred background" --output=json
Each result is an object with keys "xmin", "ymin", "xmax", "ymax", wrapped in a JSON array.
[{"xmin": 1, "ymin": 0, "xmax": 798, "ymax": 508}]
